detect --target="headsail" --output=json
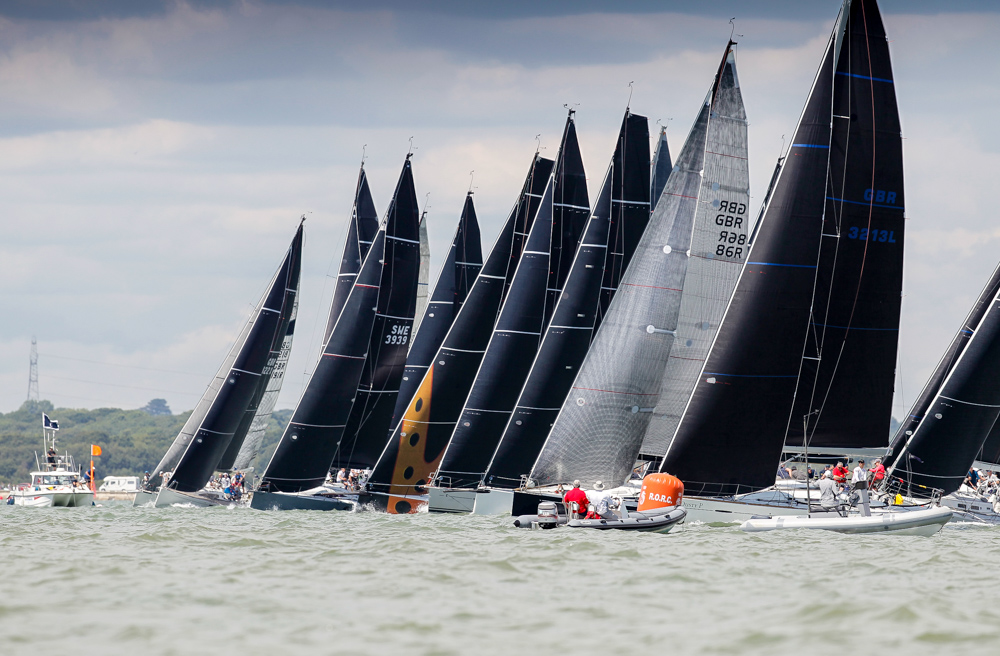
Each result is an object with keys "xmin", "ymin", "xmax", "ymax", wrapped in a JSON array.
[
  {"xmin": 435, "ymin": 175, "xmax": 555, "ymax": 489},
  {"xmin": 161, "ymin": 221, "xmax": 304, "ymax": 493},
  {"xmin": 326, "ymin": 165, "xmax": 379, "ymax": 344},
  {"xmin": 391, "ymin": 193, "xmax": 483, "ymax": 433},
  {"xmin": 530, "ymin": 43, "xmax": 745, "ymax": 489},
  {"xmin": 364, "ymin": 154, "xmax": 554, "ymax": 513},
  {"xmin": 412, "ymin": 211, "xmax": 431, "ymax": 339},
  {"xmin": 883, "ymin": 263, "xmax": 1000, "ymax": 495},
  {"xmin": 331, "ymin": 158, "xmax": 422, "ymax": 471}
]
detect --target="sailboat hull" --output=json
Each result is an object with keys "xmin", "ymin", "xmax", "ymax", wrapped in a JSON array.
[
  {"xmin": 249, "ymin": 490, "xmax": 354, "ymax": 512},
  {"xmin": 428, "ymin": 487, "xmax": 477, "ymax": 514},
  {"xmin": 153, "ymin": 487, "xmax": 226, "ymax": 508},
  {"xmin": 682, "ymin": 494, "xmax": 809, "ymax": 524},
  {"xmin": 741, "ymin": 506, "xmax": 953, "ymax": 536},
  {"xmin": 132, "ymin": 490, "xmax": 156, "ymax": 507}
]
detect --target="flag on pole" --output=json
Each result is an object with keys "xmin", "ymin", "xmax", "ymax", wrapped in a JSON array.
[
  {"xmin": 42, "ymin": 414, "xmax": 59, "ymax": 430},
  {"xmin": 91, "ymin": 445, "xmax": 102, "ymax": 457}
]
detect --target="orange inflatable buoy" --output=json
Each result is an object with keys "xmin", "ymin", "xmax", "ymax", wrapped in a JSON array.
[{"xmin": 637, "ymin": 473, "xmax": 684, "ymax": 512}]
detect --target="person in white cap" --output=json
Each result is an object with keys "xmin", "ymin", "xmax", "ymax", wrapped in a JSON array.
[
  {"xmin": 562, "ymin": 480, "xmax": 589, "ymax": 518},
  {"xmin": 817, "ymin": 469, "xmax": 839, "ymax": 511},
  {"xmin": 586, "ymin": 481, "xmax": 614, "ymax": 519}
]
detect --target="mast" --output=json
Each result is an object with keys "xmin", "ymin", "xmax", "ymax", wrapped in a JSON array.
[
  {"xmin": 330, "ymin": 156, "xmax": 422, "ymax": 472},
  {"xmin": 544, "ymin": 111, "xmax": 591, "ymax": 327},
  {"xmin": 530, "ymin": 42, "xmax": 744, "ymax": 489},
  {"xmin": 594, "ymin": 111, "xmax": 652, "ymax": 334},
  {"xmin": 326, "ymin": 165, "xmax": 380, "ymax": 345},
  {"xmin": 435, "ymin": 175, "xmax": 555, "ymax": 489},
  {"xmin": 390, "ymin": 193, "xmax": 483, "ymax": 434},
  {"xmin": 485, "ymin": 109, "xmax": 645, "ymax": 489},
  {"xmin": 161, "ymin": 222, "xmax": 304, "ymax": 493},
  {"xmin": 363, "ymin": 153, "xmax": 554, "ymax": 513}
]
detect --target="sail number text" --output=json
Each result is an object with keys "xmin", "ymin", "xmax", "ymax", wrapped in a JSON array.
[
  {"xmin": 847, "ymin": 227, "xmax": 896, "ymax": 243},
  {"xmin": 385, "ymin": 324, "xmax": 411, "ymax": 345},
  {"xmin": 715, "ymin": 200, "xmax": 746, "ymax": 260}
]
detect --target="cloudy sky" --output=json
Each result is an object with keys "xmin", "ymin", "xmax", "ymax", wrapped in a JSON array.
[{"xmin": 1, "ymin": 0, "xmax": 998, "ymax": 424}]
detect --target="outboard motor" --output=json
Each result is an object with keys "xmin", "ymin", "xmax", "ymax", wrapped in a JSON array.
[{"xmin": 536, "ymin": 501, "xmax": 559, "ymax": 529}]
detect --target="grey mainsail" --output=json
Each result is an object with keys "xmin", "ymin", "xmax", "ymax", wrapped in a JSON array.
[
  {"xmin": 412, "ymin": 211, "xmax": 431, "ymax": 340},
  {"xmin": 639, "ymin": 50, "xmax": 750, "ymax": 459},
  {"xmin": 529, "ymin": 44, "xmax": 745, "ymax": 488}
]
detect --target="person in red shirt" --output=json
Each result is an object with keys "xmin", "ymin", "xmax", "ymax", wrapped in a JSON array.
[
  {"xmin": 563, "ymin": 480, "xmax": 589, "ymax": 518},
  {"xmin": 832, "ymin": 462, "xmax": 849, "ymax": 491},
  {"xmin": 869, "ymin": 459, "xmax": 886, "ymax": 489}
]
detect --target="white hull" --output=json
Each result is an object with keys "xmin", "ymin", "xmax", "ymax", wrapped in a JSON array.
[
  {"xmin": 428, "ymin": 487, "xmax": 477, "ymax": 514},
  {"xmin": 153, "ymin": 487, "xmax": 226, "ymax": 508},
  {"xmin": 940, "ymin": 491, "xmax": 1000, "ymax": 525},
  {"xmin": 741, "ymin": 506, "xmax": 953, "ymax": 536},
  {"xmin": 10, "ymin": 488, "xmax": 93, "ymax": 507},
  {"xmin": 132, "ymin": 490, "xmax": 157, "ymax": 507},
  {"xmin": 472, "ymin": 488, "xmax": 515, "ymax": 515}
]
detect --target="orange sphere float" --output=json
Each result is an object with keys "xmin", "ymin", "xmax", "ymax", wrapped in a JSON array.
[{"xmin": 637, "ymin": 473, "xmax": 684, "ymax": 512}]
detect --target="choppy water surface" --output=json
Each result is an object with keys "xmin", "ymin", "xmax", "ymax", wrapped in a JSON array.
[{"xmin": 1, "ymin": 504, "xmax": 997, "ymax": 655}]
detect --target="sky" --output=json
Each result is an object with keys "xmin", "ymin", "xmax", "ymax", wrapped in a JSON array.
[{"xmin": 1, "ymin": 0, "xmax": 999, "ymax": 424}]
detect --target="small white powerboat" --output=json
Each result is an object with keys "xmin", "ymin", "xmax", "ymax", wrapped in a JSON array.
[
  {"xmin": 9, "ymin": 417, "xmax": 93, "ymax": 508},
  {"xmin": 741, "ymin": 505, "xmax": 952, "ymax": 536}
]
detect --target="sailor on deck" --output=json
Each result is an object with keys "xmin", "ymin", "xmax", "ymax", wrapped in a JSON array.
[
  {"xmin": 586, "ymin": 481, "xmax": 613, "ymax": 519},
  {"xmin": 563, "ymin": 480, "xmax": 588, "ymax": 518},
  {"xmin": 818, "ymin": 470, "xmax": 839, "ymax": 512}
]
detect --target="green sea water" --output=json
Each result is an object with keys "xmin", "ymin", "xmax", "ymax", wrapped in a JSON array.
[{"xmin": 1, "ymin": 503, "xmax": 997, "ymax": 655}]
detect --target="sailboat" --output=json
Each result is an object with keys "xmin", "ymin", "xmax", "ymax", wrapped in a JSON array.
[
  {"xmin": 479, "ymin": 109, "xmax": 651, "ymax": 513},
  {"xmin": 361, "ymin": 153, "xmax": 554, "ymax": 514},
  {"xmin": 660, "ymin": 0, "xmax": 950, "ymax": 535},
  {"xmin": 649, "ymin": 125, "xmax": 673, "ymax": 214},
  {"xmin": 140, "ymin": 220, "xmax": 303, "ymax": 507},
  {"xmin": 520, "ymin": 41, "xmax": 747, "ymax": 507},
  {"xmin": 250, "ymin": 156, "xmax": 421, "ymax": 511},
  {"xmin": 879, "ymin": 261, "xmax": 1000, "ymax": 523}
]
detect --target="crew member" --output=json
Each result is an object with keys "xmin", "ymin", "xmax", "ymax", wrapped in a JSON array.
[
  {"xmin": 869, "ymin": 459, "xmax": 886, "ymax": 489},
  {"xmin": 818, "ymin": 470, "xmax": 839, "ymax": 512},
  {"xmin": 851, "ymin": 460, "xmax": 867, "ymax": 490},
  {"xmin": 563, "ymin": 480, "xmax": 588, "ymax": 518}
]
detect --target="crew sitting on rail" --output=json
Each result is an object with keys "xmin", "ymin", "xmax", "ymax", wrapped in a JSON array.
[{"xmin": 563, "ymin": 480, "xmax": 588, "ymax": 518}]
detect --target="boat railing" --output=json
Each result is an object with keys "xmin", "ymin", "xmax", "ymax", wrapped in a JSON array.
[{"xmin": 880, "ymin": 477, "xmax": 944, "ymax": 505}]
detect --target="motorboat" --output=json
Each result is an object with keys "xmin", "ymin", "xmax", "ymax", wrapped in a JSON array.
[{"xmin": 9, "ymin": 418, "xmax": 93, "ymax": 508}]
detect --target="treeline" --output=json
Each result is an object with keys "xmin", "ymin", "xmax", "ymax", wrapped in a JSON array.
[{"xmin": 0, "ymin": 400, "xmax": 291, "ymax": 484}]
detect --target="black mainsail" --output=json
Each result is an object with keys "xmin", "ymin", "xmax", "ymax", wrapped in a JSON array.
[
  {"xmin": 783, "ymin": 0, "xmax": 905, "ymax": 453},
  {"xmin": 435, "ymin": 176, "xmax": 555, "ymax": 489},
  {"xmin": 650, "ymin": 125, "xmax": 673, "ymax": 212},
  {"xmin": 595, "ymin": 110, "xmax": 652, "ymax": 334},
  {"xmin": 364, "ymin": 154, "xmax": 554, "ymax": 513},
  {"xmin": 331, "ymin": 158, "xmax": 422, "ymax": 471},
  {"xmin": 883, "ymin": 263, "xmax": 1000, "ymax": 496},
  {"xmin": 391, "ymin": 193, "xmax": 483, "ymax": 431},
  {"xmin": 326, "ymin": 165, "xmax": 380, "ymax": 344},
  {"xmin": 662, "ymin": 0, "xmax": 902, "ymax": 494},
  {"xmin": 545, "ymin": 111, "xmax": 590, "ymax": 326},
  {"xmin": 159, "ymin": 222, "xmax": 304, "ymax": 493}
]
